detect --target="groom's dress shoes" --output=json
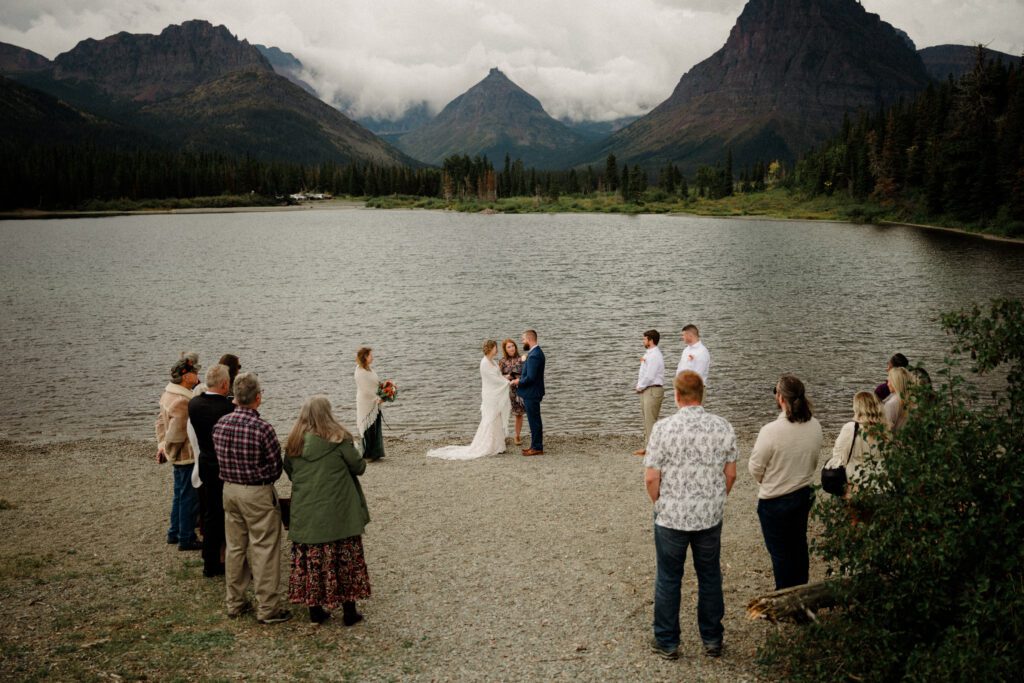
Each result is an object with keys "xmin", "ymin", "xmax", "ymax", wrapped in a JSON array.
[{"xmin": 522, "ymin": 449, "xmax": 544, "ymax": 456}]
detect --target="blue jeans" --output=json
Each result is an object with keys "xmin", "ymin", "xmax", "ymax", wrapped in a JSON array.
[
  {"xmin": 757, "ymin": 486, "xmax": 813, "ymax": 590},
  {"xmin": 653, "ymin": 522, "xmax": 724, "ymax": 650},
  {"xmin": 523, "ymin": 398, "xmax": 543, "ymax": 450},
  {"xmin": 168, "ymin": 464, "xmax": 198, "ymax": 546}
]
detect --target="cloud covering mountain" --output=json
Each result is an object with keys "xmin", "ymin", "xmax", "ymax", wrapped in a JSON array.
[{"xmin": 1, "ymin": 0, "xmax": 1021, "ymax": 124}]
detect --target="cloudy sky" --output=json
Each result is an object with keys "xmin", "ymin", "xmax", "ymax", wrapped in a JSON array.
[{"xmin": 1, "ymin": 0, "xmax": 1021, "ymax": 122}]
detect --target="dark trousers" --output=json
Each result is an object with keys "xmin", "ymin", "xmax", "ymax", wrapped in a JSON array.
[
  {"xmin": 198, "ymin": 456, "xmax": 225, "ymax": 575},
  {"xmin": 757, "ymin": 486, "xmax": 814, "ymax": 590},
  {"xmin": 523, "ymin": 398, "xmax": 543, "ymax": 450},
  {"xmin": 653, "ymin": 522, "xmax": 724, "ymax": 650},
  {"xmin": 363, "ymin": 412, "xmax": 385, "ymax": 460}
]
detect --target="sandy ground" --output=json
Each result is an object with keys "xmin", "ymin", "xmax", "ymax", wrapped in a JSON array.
[{"xmin": 0, "ymin": 433, "xmax": 833, "ymax": 681}]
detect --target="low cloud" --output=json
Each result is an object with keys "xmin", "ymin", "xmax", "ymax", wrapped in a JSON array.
[{"xmin": 1, "ymin": 0, "xmax": 1021, "ymax": 123}]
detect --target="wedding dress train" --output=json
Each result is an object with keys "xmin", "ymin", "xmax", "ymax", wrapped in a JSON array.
[{"xmin": 427, "ymin": 356, "xmax": 512, "ymax": 460}]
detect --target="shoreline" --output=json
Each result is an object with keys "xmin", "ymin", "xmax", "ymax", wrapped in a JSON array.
[
  {"xmin": 1, "ymin": 199, "xmax": 1021, "ymax": 245},
  {"xmin": 0, "ymin": 432, "xmax": 828, "ymax": 680}
]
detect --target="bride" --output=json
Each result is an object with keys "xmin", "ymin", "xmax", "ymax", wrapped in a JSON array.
[{"xmin": 427, "ymin": 340, "xmax": 512, "ymax": 460}]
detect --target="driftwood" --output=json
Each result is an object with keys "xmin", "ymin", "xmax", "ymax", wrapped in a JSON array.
[{"xmin": 747, "ymin": 579, "xmax": 850, "ymax": 623}]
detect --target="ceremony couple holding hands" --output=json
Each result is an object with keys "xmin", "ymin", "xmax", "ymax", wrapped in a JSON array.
[{"xmin": 428, "ymin": 330, "xmax": 545, "ymax": 461}]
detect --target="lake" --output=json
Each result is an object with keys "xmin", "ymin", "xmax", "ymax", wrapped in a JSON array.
[{"xmin": 2, "ymin": 207, "xmax": 1023, "ymax": 443}]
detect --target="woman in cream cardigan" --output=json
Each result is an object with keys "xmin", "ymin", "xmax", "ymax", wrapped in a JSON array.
[
  {"xmin": 749, "ymin": 374, "xmax": 823, "ymax": 590},
  {"xmin": 825, "ymin": 391, "xmax": 890, "ymax": 495},
  {"xmin": 354, "ymin": 347, "xmax": 385, "ymax": 461}
]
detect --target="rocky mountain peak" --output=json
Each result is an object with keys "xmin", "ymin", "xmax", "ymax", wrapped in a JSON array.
[{"xmin": 51, "ymin": 19, "xmax": 272, "ymax": 102}]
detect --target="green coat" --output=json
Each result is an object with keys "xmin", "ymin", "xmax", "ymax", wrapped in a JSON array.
[{"xmin": 283, "ymin": 433, "xmax": 370, "ymax": 545}]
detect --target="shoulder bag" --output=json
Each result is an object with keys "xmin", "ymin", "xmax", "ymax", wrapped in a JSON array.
[{"xmin": 821, "ymin": 422, "xmax": 858, "ymax": 496}]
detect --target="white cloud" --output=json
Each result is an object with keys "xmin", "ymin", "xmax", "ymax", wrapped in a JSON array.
[{"xmin": 1, "ymin": 0, "xmax": 1021, "ymax": 123}]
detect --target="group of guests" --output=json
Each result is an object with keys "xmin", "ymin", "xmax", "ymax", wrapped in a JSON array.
[
  {"xmin": 155, "ymin": 350, "xmax": 380, "ymax": 625},
  {"xmin": 641, "ymin": 343, "xmax": 925, "ymax": 661}
]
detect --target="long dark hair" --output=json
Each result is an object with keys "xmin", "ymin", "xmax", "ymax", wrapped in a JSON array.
[{"xmin": 777, "ymin": 374, "xmax": 813, "ymax": 423}]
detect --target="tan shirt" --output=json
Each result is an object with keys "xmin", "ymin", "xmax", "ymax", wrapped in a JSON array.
[
  {"xmin": 748, "ymin": 412, "xmax": 823, "ymax": 499},
  {"xmin": 155, "ymin": 383, "xmax": 196, "ymax": 466}
]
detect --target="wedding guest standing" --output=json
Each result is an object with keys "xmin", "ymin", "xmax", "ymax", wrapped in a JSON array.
[
  {"xmin": 676, "ymin": 325, "xmax": 710, "ymax": 383},
  {"xmin": 219, "ymin": 354, "xmax": 242, "ymax": 396},
  {"xmin": 635, "ymin": 329, "xmax": 666, "ymax": 457},
  {"xmin": 188, "ymin": 363, "xmax": 235, "ymax": 577},
  {"xmin": 156, "ymin": 357, "xmax": 201, "ymax": 551},
  {"xmin": 644, "ymin": 370, "xmax": 737, "ymax": 660},
  {"xmin": 824, "ymin": 391, "xmax": 889, "ymax": 495},
  {"xmin": 874, "ymin": 353, "xmax": 909, "ymax": 401},
  {"xmin": 284, "ymin": 396, "xmax": 371, "ymax": 625},
  {"xmin": 354, "ymin": 347, "xmax": 386, "ymax": 461},
  {"xmin": 499, "ymin": 338, "xmax": 526, "ymax": 446},
  {"xmin": 749, "ymin": 374, "xmax": 823, "ymax": 590},
  {"xmin": 213, "ymin": 373, "xmax": 291, "ymax": 624},
  {"xmin": 883, "ymin": 366, "xmax": 914, "ymax": 432}
]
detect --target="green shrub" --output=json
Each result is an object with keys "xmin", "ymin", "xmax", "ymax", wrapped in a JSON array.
[{"xmin": 759, "ymin": 299, "xmax": 1024, "ymax": 682}]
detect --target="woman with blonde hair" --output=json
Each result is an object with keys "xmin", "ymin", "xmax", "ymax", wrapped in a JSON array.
[
  {"xmin": 824, "ymin": 391, "xmax": 890, "ymax": 494},
  {"xmin": 354, "ymin": 347, "xmax": 385, "ymax": 461},
  {"xmin": 427, "ymin": 339, "xmax": 512, "ymax": 460},
  {"xmin": 883, "ymin": 366, "xmax": 914, "ymax": 431},
  {"xmin": 284, "ymin": 396, "xmax": 371, "ymax": 625}
]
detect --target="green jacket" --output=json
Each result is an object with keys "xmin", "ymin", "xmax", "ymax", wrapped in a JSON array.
[{"xmin": 283, "ymin": 433, "xmax": 369, "ymax": 544}]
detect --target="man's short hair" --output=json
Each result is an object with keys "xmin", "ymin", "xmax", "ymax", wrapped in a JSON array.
[
  {"xmin": 644, "ymin": 329, "xmax": 660, "ymax": 345},
  {"xmin": 233, "ymin": 372, "xmax": 261, "ymax": 406},
  {"xmin": 674, "ymin": 370, "xmax": 704, "ymax": 403},
  {"xmin": 205, "ymin": 364, "xmax": 229, "ymax": 389},
  {"xmin": 524, "ymin": 329, "xmax": 538, "ymax": 342},
  {"xmin": 682, "ymin": 324, "xmax": 700, "ymax": 337}
]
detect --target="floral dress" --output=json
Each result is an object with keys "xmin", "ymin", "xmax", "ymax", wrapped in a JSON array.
[{"xmin": 499, "ymin": 355, "xmax": 526, "ymax": 416}]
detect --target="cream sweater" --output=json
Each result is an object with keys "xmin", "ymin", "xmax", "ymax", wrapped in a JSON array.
[{"xmin": 748, "ymin": 412, "xmax": 823, "ymax": 499}]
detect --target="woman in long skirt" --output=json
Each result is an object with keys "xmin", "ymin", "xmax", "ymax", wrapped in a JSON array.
[{"xmin": 354, "ymin": 347, "xmax": 385, "ymax": 461}]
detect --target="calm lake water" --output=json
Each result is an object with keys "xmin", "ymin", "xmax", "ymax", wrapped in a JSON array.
[{"xmin": 2, "ymin": 208, "xmax": 1023, "ymax": 443}]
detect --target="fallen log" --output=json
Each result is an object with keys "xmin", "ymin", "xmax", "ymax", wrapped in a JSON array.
[{"xmin": 747, "ymin": 578, "xmax": 851, "ymax": 623}]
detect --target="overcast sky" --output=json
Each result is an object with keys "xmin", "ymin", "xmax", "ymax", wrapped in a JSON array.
[{"xmin": 1, "ymin": 0, "xmax": 1021, "ymax": 122}]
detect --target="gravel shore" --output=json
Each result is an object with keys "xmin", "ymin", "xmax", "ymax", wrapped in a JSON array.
[{"xmin": 0, "ymin": 433, "xmax": 833, "ymax": 681}]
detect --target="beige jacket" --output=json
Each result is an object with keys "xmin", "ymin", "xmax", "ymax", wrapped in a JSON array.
[
  {"xmin": 156, "ymin": 383, "xmax": 196, "ymax": 465},
  {"xmin": 749, "ymin": 412, "xmax": 823, "ymax": 499}
]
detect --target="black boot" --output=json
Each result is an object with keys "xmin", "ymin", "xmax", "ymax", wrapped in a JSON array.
[
  {"xmin": 342, "ymin": 601, "xmax": 363, "ymax": 626},
  {"xmin": 309, "ymin": 606, "xmax": 330, "ymax": 624}
]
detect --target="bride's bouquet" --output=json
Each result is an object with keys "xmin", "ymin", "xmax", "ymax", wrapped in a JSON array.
[{"xmin": 377, "ymin": 379, "xmax": 398, "ymax": 403}]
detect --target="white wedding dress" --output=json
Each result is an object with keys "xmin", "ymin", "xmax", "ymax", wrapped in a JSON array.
[{"xmin": 427, "ymin": 356, "xmax": 512, "ymax": 460}]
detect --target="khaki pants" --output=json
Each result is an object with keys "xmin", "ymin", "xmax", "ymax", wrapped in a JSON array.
[
  {"xmin": 641, "ymin": 386, "xmax": 666, "ymax": 447},
  {"xmin": 222, "ymin": 482, "xmax": 285, "ymax": 620}
]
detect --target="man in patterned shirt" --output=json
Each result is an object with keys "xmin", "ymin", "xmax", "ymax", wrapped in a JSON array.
[
  {"xmin": 212, "ymin": 372, "xmax": 291, "ymax": 624},
  {"xmin": 643, "ymin": 370, "xmax": 737, "ymax": 660}
]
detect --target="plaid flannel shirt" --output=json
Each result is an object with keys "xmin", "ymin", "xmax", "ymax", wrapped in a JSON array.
[{"xmin": 212, "ymin": 407, "xmax": 283, "ymax": 485}]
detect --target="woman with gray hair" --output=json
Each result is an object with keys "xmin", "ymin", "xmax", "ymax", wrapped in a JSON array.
[{"xmin": 749, "ymin": 374, "xmax": 823, "ymax": 590}]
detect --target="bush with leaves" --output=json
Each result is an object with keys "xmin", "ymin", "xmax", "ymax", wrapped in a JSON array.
[{"xmin": 758, "ymin": 299, "xmax": 1024, "ymax": 682}]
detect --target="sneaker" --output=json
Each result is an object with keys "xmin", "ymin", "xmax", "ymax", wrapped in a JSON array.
[
  {"xmin": 703, "ymin": 642, "xmax": 723, "ymax": 658},
  {"xmin": 166, "ymin": 536, "xmax": 178, "ymax": 545},
  {"xmin": 227, "ymin": 602, "xmax": 252, "ymax": 619},
  {"xmin": 178, "ymin": 539, "xmax": 203, "ymax": 551},
  {"xmin": 257, "ymin": 609, "xmax": 293, "ymax": 625},
  {"xmin": 649, "ymin": 638, "xmax": 679, "ymax": 660}
]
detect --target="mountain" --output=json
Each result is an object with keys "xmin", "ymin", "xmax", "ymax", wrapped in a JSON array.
[
  {"xmin": 139, "ymin": 70, "xmax": 417, "ymax": 165},
  {"xmin": 592, "ymin": 0, "xmax": 932, "ymax": 173},
  {"xmin": 564, "ymin": 115, "xmax": 641, "ymax": 141},
  {"xmin": 918, "ymin": 44, "xmax": 1023, "ymax": 82},
  {"xmin": 4, "ymin": 20, "xmax": 414, "ymax": 167},
  {"xmin": 254, "ymin": 44, "xmax": 319, "ymax": 97},
  {"xmin": 50, "ymin": 20, "xmax": 272, "ymax": 103},
  {"xmin": 397, "ymin": 68, "xmax": 588, "ymax": 168},
  {"xmin": 0, "ymin": 42, "xmax": 51, "ymax": 73}
]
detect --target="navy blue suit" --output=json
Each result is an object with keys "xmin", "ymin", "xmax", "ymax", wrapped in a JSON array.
[{"xmin": 517, "ymin": 346, "xmax": 545, "ymax": 450}]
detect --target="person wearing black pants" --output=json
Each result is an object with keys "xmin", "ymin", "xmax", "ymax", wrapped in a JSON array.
[
  {"xmin": 749, "ymin": 374, "xmax": 823, "ymax": 590},
  {"xmin": 188, "ymin": 364, "xmax": 236, "ymax": 578}
]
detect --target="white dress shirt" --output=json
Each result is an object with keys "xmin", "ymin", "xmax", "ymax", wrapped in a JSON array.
[
  {"xmin": 676, "ymin": 341, "xmax": 711, "ymax": 382},
  {"xmin": 636, "ymin": 346, "xmax": 665, "ymax": 391}
]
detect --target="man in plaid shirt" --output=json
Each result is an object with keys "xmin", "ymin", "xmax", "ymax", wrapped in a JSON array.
[{"xmin": 212, "ymin": 372, "xmax": 290, "ymax": 624}]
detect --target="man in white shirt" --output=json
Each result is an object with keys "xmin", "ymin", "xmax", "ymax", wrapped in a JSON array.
[
  {"xmin": 676, "ymin": 324, "xmax": 711, "ymax": 383},
  {"xmin": 635, "ymin": 329, "xmax": 666, "ymax": 456}
]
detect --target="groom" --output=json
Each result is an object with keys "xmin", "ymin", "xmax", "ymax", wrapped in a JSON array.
[{"xmin": 513, "ymin": 329, "xmax": 545, "ymax": 456}]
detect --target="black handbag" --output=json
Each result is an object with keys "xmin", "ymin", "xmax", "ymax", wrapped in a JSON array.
[{"xmin": 821, "ymin": 423, "xmax": 858, "ymax": 496}]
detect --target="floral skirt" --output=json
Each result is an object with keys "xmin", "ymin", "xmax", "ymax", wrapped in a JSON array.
[
  {"xmin": 509, "ymin": 388, "xmax": 526, "ymax": 417},
  {"xmin": 289, "ymin": 536, "xmax": 371, "ymax": 608}
]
